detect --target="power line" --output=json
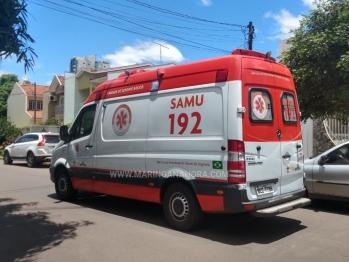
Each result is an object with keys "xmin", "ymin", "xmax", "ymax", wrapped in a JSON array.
[
  {"xmin": 126, "ymin": 0, "xmax": 245, "ymax": 27},
  {"xmin": 29, "ymin": 0, "xmax": 247, "ymax": 54}
]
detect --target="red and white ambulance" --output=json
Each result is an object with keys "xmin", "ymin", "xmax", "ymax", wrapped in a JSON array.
[{"xmin": 50, "ymin": 48, "xmax": 310, "ymax": 231}]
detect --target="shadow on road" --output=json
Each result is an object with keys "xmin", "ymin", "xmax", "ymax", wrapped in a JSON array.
[
  {"xmin": 11, "ymin": 162, "xmax": 50, "ymax": 169},
  {"xmin": 48, "ymin": 191, "xmax": 306, "ymax": 246},
  {"xmin": 303, "ymin": 199, "xmax": 349, "ymax": 216},
  {"xmin": 0, "ymin": 198, "xmax": 93, "ymax": 262}
]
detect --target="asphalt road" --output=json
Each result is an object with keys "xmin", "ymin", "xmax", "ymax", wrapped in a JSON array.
[{"xmin": 1, "ymin": 161, "xmax": 349, "ymax": 262}]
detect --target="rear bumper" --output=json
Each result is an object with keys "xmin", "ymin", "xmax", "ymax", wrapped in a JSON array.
[
  {"xmin": 223, "ymin": 184, "xmax": 309, "ymax": 214},
  {"xmin": 35, "ymin": 155, "xmax": 51, "ymax": 162}
]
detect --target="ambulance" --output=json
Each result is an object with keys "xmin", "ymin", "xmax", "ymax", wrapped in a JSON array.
[{"xmin": 50, "ymin": 48, "xmax": 310, "ymax": 231}]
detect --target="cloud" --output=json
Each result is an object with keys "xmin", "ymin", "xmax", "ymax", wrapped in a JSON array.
[
  {"xmin": 303, "ymin": 0, "xmax": 329, "ymax": 9},
  {"xmin": 103, "ymin": 41, "xmax": 185, "ymax": 67},
  {"xmin": 200, "ymin": 0, "xmax": 212, "ymax": 6},
  {"xmin": 265, "ymin": 9, "xmax": 302, "ymax": 39},
  {"xmin": 0, "ymin": 70, "xmax": 6, "ymax": 77},
  {"xmin": 302, "ymin": 0, "xmax": 316, "ymax": 8}
]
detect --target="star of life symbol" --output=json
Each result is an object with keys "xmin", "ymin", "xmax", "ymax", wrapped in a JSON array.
[
  {"xmin": 252, "ymin": 92, "xmax": 268, "ymax": 119},
  {"xmin": 112, "ymin": 104, "xmax": 132, "ymax": 136}
]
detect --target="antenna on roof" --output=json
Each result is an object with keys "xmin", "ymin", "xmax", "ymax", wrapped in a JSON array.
[{"xmin": 153, "ymin": 42, "xmax": 169, "ymax": 65}]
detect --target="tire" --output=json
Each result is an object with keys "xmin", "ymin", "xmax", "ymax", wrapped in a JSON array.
[
  {"xmin": 55, "ymin": 169, "xmax": 77, "ymax": 201},
  {"xmin": 163, "ymin": 183, "xmax": 203, "ymax": 231},
  {"xmin": 26, "ymin": 151, "xmax": 37, "ymax": 168},
  {"xmin": 3, "ymin": 151, "xmax": 13, "ymax": 165}
]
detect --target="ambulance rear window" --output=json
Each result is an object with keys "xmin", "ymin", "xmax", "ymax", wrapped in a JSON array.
[
  {"xmin": 249, "ymin": 89, "xmax": 273, "ymax": 122},
  {"xmin": 281, "ymin": 93, "xmax": 297, "ymax": 123}
]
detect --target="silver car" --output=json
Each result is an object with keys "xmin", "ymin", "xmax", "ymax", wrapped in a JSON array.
[
  {"xmin": 304, "ymin": 141, "xmax": 349, "ymax": 201},
  {"xmin": 3, "ymin": 132, "xmax": 60, "ymax": 167}
]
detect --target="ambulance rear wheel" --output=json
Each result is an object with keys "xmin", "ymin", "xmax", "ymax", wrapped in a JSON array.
[
  {"xmin": 55, "ymin": 169, "xmax": 77, "ymax": 201},
  {"xmin": 163, "ymin": 183, "xmax": 203, "ymax": 231}
]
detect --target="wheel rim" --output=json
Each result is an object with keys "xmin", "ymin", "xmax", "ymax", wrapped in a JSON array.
[
  {"xmin": 27, "ymin": 153, "xmax": 34, "ymax": 165},
  {"xmin": 169, "ymin": 192, "xmax": 189, "ymax": 221},
  {"xmin": 58, "ymin": 176, "xmax": 68, "ymax": 193}
]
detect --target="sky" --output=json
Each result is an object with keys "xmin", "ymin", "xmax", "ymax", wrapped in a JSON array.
[{"xmin": 0, "ymin": 0, "xmax": 318, "ymax": 85}]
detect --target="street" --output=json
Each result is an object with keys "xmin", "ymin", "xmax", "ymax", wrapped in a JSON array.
[{"xmin": 1, "ymin": 162, "xmax": 349, "ymax": 262}]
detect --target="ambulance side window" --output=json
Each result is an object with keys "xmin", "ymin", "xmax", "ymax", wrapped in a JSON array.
[
  {"xmin": 70, "ymin": 104, "xmax": 97, "ymax": 140},
  {"xmin": 249, "ymin": 89, "xmax": 273, "ymax": 122},
  {"xmin": 281, "ymin": 93, "xmax": 297, "ymax": 123}
]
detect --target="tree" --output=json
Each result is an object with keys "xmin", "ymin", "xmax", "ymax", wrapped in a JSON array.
[
  {"xmin": 0, "ymin": 116, "xmax": 21, "ymax": 144},
  {"xmin": 0, "ymin": 74, "xmax": 18, "ymax": 117},
  {"xmin": 0, "ymin": 0, "xmax": 37, "ymax": 73},
  {"xmin": 280, "ymin": 0, "xmax": 349, "ymax": 122}
]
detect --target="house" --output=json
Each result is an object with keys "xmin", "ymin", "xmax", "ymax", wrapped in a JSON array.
[
  {"xmin": 63, "ymin": 62, "xmax": 175, "ymax": 124},
  {"xmin": 7, "ymin": 82, "xmax": 49, "ymax": 128},
  {"xmin": 43, "ymin": 75, "xmax": 65, "ymax": 123}
]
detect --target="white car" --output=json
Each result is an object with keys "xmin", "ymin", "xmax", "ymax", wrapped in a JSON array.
[{"xmin": 3, "ymin": 132, "xmax": 60, "ymax": 167}]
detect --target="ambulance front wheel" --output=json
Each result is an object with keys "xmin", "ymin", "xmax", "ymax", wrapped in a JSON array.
[
  {"xmin": 55, "ymin": 169, "xmax": 77, "ymax": 201},
  {"xmin": 163, "ymin": 183, "xmax": 203, "ymax": 231}
]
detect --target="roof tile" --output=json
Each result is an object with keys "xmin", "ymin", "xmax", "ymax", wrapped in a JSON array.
[{"xmin": 20, "ymin": 84, "xmax": 49, "ymax": 95}]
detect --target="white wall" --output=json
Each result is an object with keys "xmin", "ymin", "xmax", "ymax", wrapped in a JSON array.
[
  {"xmin": 302, "ymin": 119, "xmax": 314, "ymax": 159},
  {"xmin": 7, "ymin": 83, "xmax": 30, "ymax": 128},
  {"xmin": 64, "ymin": 72, "xmax": 76, "ymax": 124}
]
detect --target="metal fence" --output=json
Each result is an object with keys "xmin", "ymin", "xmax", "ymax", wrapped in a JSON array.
[{"xmin": 324, "ymin": 119, "xmax": 349, "ymax": 145}]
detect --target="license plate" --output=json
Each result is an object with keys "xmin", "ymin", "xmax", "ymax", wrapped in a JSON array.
[{"xmin": 255, "ymin": 184, "xmax": 274, "ymax": 195}]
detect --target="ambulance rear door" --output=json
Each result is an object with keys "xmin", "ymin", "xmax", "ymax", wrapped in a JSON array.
[
  {"xmin": 271, "ymin": 62, "xmax": 303, "ymax": 195},
  {"xmin": 241, "ymin": 58, "xmax": 282, "ymax": 200}
]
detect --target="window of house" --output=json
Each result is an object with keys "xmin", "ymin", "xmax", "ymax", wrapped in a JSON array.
[
  {"xmin": 60, "ymin": 97, "xmax": 64, "ymax": 105},
  {"xmin": 28, "ymin": 100, "xmax": 43, "ymax": 110}
]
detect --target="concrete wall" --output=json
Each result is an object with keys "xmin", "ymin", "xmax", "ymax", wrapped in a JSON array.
[{"xmin": 43, "ymin": 92, "xmax": 55, "ymax": 122}]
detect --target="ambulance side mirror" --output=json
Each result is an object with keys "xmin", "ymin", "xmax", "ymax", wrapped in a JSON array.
[{"xmin": 60, "ymin": 125, "xmax": 71, "ymax": 143}]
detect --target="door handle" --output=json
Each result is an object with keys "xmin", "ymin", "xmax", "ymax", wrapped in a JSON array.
[
  {"xmin": 296, "ymin": 144, "xmax": 302, "ymax": 149},
  {"xmin": 282, "ymin": 154, "xmax": 291, "ymax": 159},
  {"xmin": 86, "ymin": 144, "xmax": 93, "ymax": 148}
]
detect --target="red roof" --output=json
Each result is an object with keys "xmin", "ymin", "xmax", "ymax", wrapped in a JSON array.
[
  {"xmin": 57, "ymin": 75, "xmax": 65, "ymax": 86},
  {"xmin": 27, "ymin": 110, "xmax": 43, "ymax": 119},
  {"xmin": 20, "ymin": 84, "xmax": 49, "ymax": 95}
]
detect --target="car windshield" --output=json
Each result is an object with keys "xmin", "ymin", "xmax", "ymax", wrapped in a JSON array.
[{"xmin": 45, "ymin": 135, "xmax": 60, "ymax": 143}]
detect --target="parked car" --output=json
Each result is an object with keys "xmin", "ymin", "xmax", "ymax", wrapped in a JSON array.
[
  {"xmin": 3, "ymin": 132, "xmax": 60, "ymax": 167},
  {"xmin": 304, "ymin": 141, "xmax": 349, "ymax": 201}
]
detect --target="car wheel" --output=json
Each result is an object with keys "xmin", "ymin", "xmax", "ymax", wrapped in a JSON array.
[
  {"xmin": 26, "ymin": 151, "xmax": 37, "ymax": 168},
  {"xmin": 3, "ymin": 151, "xmax": 13, "ymax": 165},
  {"xmin": 163, "ymin": 183, "xmax": 203, "ymax": 231},
  {"xmin": 55, "ymin": 169, "xmax": 77, "ymax": 201}
]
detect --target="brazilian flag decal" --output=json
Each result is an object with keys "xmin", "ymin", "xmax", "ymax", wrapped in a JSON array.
[{"xmin": 212, "ymin": 161, "xmax": 223, "ymax": 170}]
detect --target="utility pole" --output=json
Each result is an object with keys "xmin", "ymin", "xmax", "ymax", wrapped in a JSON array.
[
  {"xmin": 34, "ymin": 82, "xmax": 36, "ymax": 125},
  {"xmin": 247, "ymin": 21, "xmax": 254, "ymax": 50},
  {"xmin": 154, "ymin": 42, "xmax": 169, "ymax": 64}
]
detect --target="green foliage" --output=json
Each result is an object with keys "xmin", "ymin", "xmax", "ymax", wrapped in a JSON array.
[
  {"xmin": 0, "ymin": 116, "xmax": 21, "ymax": 145},
  {"xmin": 280, "ymin": 0, "xmax": 349, "ymax": 122},
  {"xmin": 0, "ymin": 0, "xmax": 37, "ymax": 73},
  {"xmin": 43, "ymin": 118, "xmax": 62, "ymax": 126},
  {"xmin": 0, "ymin": 74, "xmax": 18, "ymax": 117}
]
